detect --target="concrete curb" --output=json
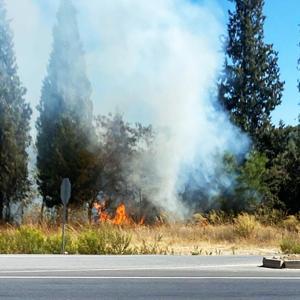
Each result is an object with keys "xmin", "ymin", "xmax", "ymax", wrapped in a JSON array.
[
  {"xmin": 262, "ymin": 257, "xmax": 284, "ymax": 269},
  {"xmin": 263, "ymin": 257, "xmax": 300, "ymax": 269},
  {"xmin": 284, "ymin": 260, "xmax": 300, "ymax": 269}
]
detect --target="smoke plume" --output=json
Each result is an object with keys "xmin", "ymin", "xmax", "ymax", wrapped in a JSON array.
[{"xmin": 6, "ymin": 0, "xmax": 249, "ymax": 218}]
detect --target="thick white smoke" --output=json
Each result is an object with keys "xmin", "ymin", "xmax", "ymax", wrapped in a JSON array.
[
  {"xmin": 79, "ymin": 0, "xmax": 249, "ymax": 217},
  {"xmin": 6, "ymin": 0, "xmax": 249, "ymax": 218}
]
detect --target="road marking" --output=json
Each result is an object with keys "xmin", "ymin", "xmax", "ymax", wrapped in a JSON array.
[
  {"xmin": 0, "ymin": 276, "xmax": 299, "ymax": 280},
  {"xmin": 0, "ymin": 264, "xmax": 258, "ymax": 273}
]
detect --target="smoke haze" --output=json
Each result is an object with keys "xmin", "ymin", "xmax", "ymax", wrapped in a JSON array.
[{"xmin": 5, "ymin": 0, "xmax": 249, "ymax": 218}]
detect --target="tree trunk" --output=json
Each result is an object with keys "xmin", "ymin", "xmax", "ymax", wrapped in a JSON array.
[
  {"xmin": 88, "ymin": 201, "xmax": 93, "ymax": 224},
  {"xmin": 4, "ymin": 199, "xmax": 10, "ymax": 223},
  {"xmin": 0, "ymin": 199, "xmax": 3, "ymax": 224},
  {"xmin": 39, "ymin": 200, "xmax": 45, "ymax": 224}
]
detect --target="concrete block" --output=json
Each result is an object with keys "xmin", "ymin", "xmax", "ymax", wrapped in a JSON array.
[{"xmin": 262, "ymin": 257, "xmax": 284, "ymax": 269}]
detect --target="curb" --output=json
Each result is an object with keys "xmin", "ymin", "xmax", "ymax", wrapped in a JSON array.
[
  {"xmin": 262, "ymin": 257, "xmax": 284, "ymax": 269},
  {"xmin": 284, "ymin": 260, "xmax": 300, "ymax": 269},
  {"xmin": 263, "ymin": 257, "xmax": 300, "ymax": 269}
]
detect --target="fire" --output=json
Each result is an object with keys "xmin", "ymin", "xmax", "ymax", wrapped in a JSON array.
[
  {"xmin": 138, "ymin": 216, "xmax": 145, "ymax": 225},
  {"xmin": 97, "ymin": 202, "xmax": 141, "ymax": 225},
  {"xmin": 93, "ymin": 198, "xmax": 146, "ymax": 226},
  {"xmin": 112, "ymin": 203, "xmax": 130, "ymax": 225},
  {"xmin": 99, "ymin": 210, "xmax": 109, "ymax": 222}
]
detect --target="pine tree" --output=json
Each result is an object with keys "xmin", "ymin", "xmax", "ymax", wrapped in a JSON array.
[
  {"xmin": 36, "ymin": 0, "xmax": 99, "ymax": 209},
  {"xmin": 0, "ymin": 0, "xmax": 32, "ymax": 222},
  {"xmin": 219, "ymin": 0, "xmax": 284, "ymax": 146}
]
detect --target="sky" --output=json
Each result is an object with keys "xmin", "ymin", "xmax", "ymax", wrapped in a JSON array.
[{"xmin": 4, "ymin": 0, "xmax": 300, "ymax": 128}]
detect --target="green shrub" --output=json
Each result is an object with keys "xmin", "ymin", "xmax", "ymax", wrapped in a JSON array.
[
  {"xmin": 77, "ymin": 229, "xmax": 106, "ymax": 254},
  {"xmin": 0, "ymin": 231, "xmax": 15, "ymax": 254},
  {"xmin": 44, "ymin": 233, "xmax": 77, "ymax": 254},
  {"xmin": 44, "ymin": 234, "xmax": 61, "ymax": 254},
  {"xmin": 280, "ymin": 238, "xmax": 300, "ymax": 254},
  {"xmin": 14, "ymin": 227, "xmax": 45, "ymax": 254},
  {"xmin": 234, "ymin": 213, "xmax": 259, "ymax": 239}
]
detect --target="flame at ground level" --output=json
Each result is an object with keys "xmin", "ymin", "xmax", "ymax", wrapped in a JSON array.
[{"xmin": 96, "ymin": 202, "xmax": 144, "ymax": 225}]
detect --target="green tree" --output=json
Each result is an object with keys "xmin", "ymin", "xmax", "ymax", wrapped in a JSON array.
[
  {"xmin": 219, "ymin": 151, "xmax": 269, "ymax": 213},
  {"xmin": 264, "ymin": 124, "xmax": 300, "ymax": 212},
  {"xmin": 96, "ymin": 113, "xmax": 154, "ymax": 197},
  {"xmin": 219, "ymin": 0, "xmax": 284, "ymax": 146},
  {"xmin": 36, "ymin": 0, "xmax": 99, "ymax": 210},
  {"xmin": 0, "ymin": 0, "xmax": 32, "ymax": 222}
]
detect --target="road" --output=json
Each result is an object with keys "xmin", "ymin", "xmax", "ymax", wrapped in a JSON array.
[{"xmin": 0, "ymin": 255, "xmax": 300, "ymax": 299}]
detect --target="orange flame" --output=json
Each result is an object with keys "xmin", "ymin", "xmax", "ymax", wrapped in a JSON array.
[
  {"xmin": 99, "ymin": 210, "xmax": 109, "ymax": 222},
  {"xmin": 112, "ymin": 203, "xmax": 129, "ymax": 225},
  {"xmin": 97, "ymin": 202, "xmax": 145, "ymax": 226}
]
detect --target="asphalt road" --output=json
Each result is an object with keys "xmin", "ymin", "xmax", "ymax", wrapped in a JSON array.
[{"xmin": 0, "ymin": 255, "xmax": 300, "ymax": 299}]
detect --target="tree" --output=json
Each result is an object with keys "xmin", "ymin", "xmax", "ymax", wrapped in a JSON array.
[
  {"xmin": 36, "ymin": 0, "xmax": 98, "ymax": 210},
  {"xmin": 219, "ymin": 0, "xmax": 284, "ymax": 146},
  {"xmin": 0, "ymin": 0, "xmax": 32, "ymax": 222},
  {"xmin": 95, "ymin": 113, "xmax": 158, "ymax": 222},
  {"xmin": 96, "ymin": 113, "xmax": 154, "ymax": 197},
  {"xmin": 218, "ymin": 151, "xmax": 269, "ymax": 213},
  {"xmin": 264, "ymin": 124, "xmax": 300, "ymax": 212}
]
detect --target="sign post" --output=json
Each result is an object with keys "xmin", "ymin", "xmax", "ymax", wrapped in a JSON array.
[{"xmin": 60, "ymin": 178, "xmax": 71, "ymax": 254}]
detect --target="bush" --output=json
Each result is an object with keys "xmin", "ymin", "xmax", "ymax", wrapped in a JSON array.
[
  {"xmin": 107, "ymin": 231, "xmax": 132, "ymax": 254},
  {"xmin": 255, "ymin": 208, "xmax": 286, "ymax": 226},
  {"xmin": 280, "ymin": 238, "xmax": 300, "ymax": 254},
  {"xmin": 234, "ymin": 213, "xmax": 259, "ymax": 239},
  {"xmin": 207, "ymin": 210, "xmax": 233, "ymax": 225},
  {"xmin": 0, "ymin": 230, "xmax": 15, "ymax": 254},
  {"xmin": 191, "ymin": 213, "xmax": 208, "ymax": 226},
  {"xmin": 14, "ymin": 227, "xmax": 45, "ymax": 254},
  {"xmin": 77, "ymin": 229, "xmax": 107, "ymax": 254},
  {"xmin": 44, "ymin": 233, "xmax": 77, "ymax": 254},
  {"xmin": 281, "ymin": 216, "xmax": 300, "ymax": 233},
  {"xmin": 134, "ymin": 240, "xmax": 169, "ymax": 255},
  {"xmin": 77, "ymin": 226, "xmax": 132, "ymax": 254}
]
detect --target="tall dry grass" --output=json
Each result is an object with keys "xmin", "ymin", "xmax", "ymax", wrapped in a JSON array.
[{"xmin": 1, "ymin": 211, "xmax": 299, "ymax": 255}]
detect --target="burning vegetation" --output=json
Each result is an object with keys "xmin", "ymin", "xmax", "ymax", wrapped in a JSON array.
[{"xmin": 92, "ymin": 200, "xmax": 145, "ymax": 226}]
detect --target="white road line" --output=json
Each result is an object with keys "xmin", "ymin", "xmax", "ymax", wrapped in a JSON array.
[
  {"xmin": 0, "ymin": 276, "xmax": 299, "ymax": 280},
  {"xmin": 0, "ymin": 264, "xmax": 258, "ymax": 273}
]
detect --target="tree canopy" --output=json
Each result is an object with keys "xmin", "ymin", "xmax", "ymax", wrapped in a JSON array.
[
  {"xmin": 0, "ymin": 0, "xmax": 32, "ymax": 222},
  {"xmin": 219, "ymin": 0, "xmax": 284, "ymax": 147},
  {"xmin": 36, "ymin": 0, "xmax": 99, "ymax": 209}
]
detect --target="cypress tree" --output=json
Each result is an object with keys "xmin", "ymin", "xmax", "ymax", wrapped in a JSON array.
[
  {"xmin": 36, "ymin": 0, "xmax": 99, "ymax": 209},
  {"xmin": 0, "ymin": 0, "xmax": 32, "ymax": 222},
  {"xmin": 219, "ymin": 0, "xmax": 284, "ymax": 147}
]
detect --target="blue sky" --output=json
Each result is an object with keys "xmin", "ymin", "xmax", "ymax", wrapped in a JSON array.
[{"xmin": 216, "ymin": 0, "xmax": 299, "ymax": 125}]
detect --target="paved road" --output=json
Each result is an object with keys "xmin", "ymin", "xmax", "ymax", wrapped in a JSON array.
[{"xmin": 0, "ymin": 255, "xmax": 300, "ymax": 299}]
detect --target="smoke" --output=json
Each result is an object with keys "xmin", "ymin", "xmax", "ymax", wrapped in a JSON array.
[{"xmin": 5, "ymin": 0, "xmax": 249, "ymax": 218}]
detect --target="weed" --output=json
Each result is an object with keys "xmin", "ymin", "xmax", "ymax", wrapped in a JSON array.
[
  {"xmin": 280, "ymin": 238, "xmax": 300, "ymax": 254},
  {"xmin": 234, "ymin": 213, "xmax": 259, "ymax": 239}
]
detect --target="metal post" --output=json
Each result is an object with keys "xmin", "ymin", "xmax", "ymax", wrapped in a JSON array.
[
  {"xmin": 61, "ymin": 204, "xmax": 67, "ymax": 254},
  {"xmin": 139, "ymin": 188, "xmax": 142, "ymax": 221}
]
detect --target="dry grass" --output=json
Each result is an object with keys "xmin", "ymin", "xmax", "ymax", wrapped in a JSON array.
[
  {"xmin": 1, "ymin": 213, "xmax": 299, "ymax": 255},
  {"xmin": 127, "ymin": 222, "xmax": 284, "ymax": 255}
]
